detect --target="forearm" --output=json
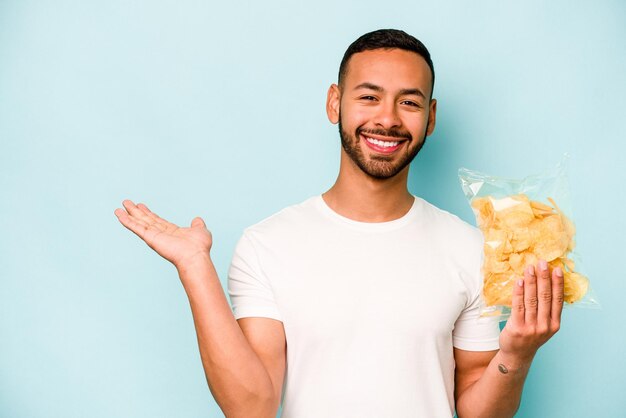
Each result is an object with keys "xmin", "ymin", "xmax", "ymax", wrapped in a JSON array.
[
  {"xmin": 178, "ymin": 256, "xmax": 277, "ymax": 418},
  {"xmin": 456, "ymin": 350, "xmax": 534, "ymax": 418}
]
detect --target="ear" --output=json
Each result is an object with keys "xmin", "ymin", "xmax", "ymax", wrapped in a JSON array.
[
  {"xmin": 426, "ymin": 98, "xmax": 437, "ymax": 136},
  {"xmin": 326, "ymin": 83, "xmax": 341, "ymax": 124}
]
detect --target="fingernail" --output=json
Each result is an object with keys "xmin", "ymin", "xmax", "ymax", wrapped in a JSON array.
[
  {"xmin": 539, "ymin": 260, "xmax": 548, "ymax": 271},
  {"xmin": 555, "ymin": 267, "xmax": 563, "ymax": 277},
  {"xmin": 517, "ymin": 279, "xmax": 524, "ymax": 287},
  {"xmin": 527, "ymin": 265, "xmax": 535, "ymax": 276}
]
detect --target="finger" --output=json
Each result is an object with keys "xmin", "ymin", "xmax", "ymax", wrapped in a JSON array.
[
  {"xmin": 122, "ymin": 199, "xmax": 152, "ymax": 224},
  {"xmin": 551, "ymin": 267, "xmax": 565, "ymax": 327},
  {"xmin": 136, "ymin": 203, "xmax": 169, "ymax": 231},
  {"xmin": 509, "ymin": 275, "xmax": 525, "ymax": 326},
  {"xmin": 115, "ymin": 206, "xmax": 150, "ymax": 228},
  {"xmin": 191, "ymin": 216, "xmax": 206, "ymax": 229},
  {"xmin": 524, "ymin": 264, "xmax": 538, "ymax": 324},
  {"xmin": 114, "ymin": 207, "xmax": 150, "ymax": 240},
  {"xmin": 536, "ymin": 259, "xmax": 552, "ymax": 328},
  {"xmin": 136, "ymin": 203, "xmax": 166, "ymax": 224}
]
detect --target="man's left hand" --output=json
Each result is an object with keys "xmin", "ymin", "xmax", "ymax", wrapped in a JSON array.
[{"xmin": 498, "ymin": 260, "xmax": 564, "ymax": 365}]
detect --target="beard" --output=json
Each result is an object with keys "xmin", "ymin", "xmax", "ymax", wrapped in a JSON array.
[{"xmin": 338, "ymin": 114, "xmax": 428, "ymax": 180}]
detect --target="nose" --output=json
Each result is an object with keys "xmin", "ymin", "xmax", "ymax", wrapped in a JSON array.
[{"xmin": 373, "ymin": 100, "xmax": 401, "ymax": 129}]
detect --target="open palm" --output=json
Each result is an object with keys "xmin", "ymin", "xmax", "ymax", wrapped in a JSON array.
[{"xmin": 114, "ymin": 200, "xmax": 212, "ymax": 269}]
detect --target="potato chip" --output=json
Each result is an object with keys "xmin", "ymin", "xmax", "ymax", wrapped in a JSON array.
[
  {"xmin": 549, "ymin": 197, "xmax": 576, "ymax": 250},
  {"xmin": 562, "ymin": 256, "xmax": 575, "ymax": 271},
  {"xmin": 484, "ymin": 256, "xmax": 511, "ymax": 274},
  {"xmin": 473, "ymin": 193, "xmax": 588, "ymax": 308},
  {"xmin": 471, "ymin": 197, "xmax": 494, "ymax": 227},
  {"xmin": 531, "ymin": 215, "xmax": 570, "ymax": 262},
  {"xmin": 530, "ymin": 200, "xmax": 554, "ymax": 216},
  {"xmin": 483, "ymin": 228, "xmax": 510, "ymax": 260},
  {"xmin": 493, "ymin": 195, "xmax": 535, "ymax": 229},
  {"xmin": 483, "ymin": 271, "xmax": 515, "ymax": 306},
  {"xmin": 564, "ymin": 272, "xmax": 589, "ymax": 304},
  {"xmin": 508, "ymin": 251, "xmax": 538, "ymax": 275},
  {"xmin": 459, "ymin": 164, "xmax": 596, "ymax": 318},
  {"xmin": 509, "ymin": 227, "xmax": 535, "ymax": 252}
]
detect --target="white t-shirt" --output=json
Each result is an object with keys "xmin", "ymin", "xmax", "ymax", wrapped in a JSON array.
[{"xmin": 228, "ymin": 195, "xmax": 500, "ymax": 418}]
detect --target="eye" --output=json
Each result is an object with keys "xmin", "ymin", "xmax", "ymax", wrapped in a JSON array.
[
  {"xmin": 359, "ymin": 95, "xmax": 377, "ymax": 101},
  {"xmin": 401, "ymin": 100, "xmax": 421, "ymax": 107}
]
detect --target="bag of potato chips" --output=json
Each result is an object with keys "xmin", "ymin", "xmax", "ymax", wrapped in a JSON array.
[{"xmin": 458, "ymin": 156, "xmax": 600, "ymax": 321}]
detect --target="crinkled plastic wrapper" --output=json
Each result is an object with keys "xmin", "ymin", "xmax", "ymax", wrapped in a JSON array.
[{"xmin": 459, "ymin": 157, "xmax": 600, "ymax": 321}]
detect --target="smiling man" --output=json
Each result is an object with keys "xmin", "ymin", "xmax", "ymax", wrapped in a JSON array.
[
  {"xmin": 116, "ymin": 29, "xmax": 564, "ymax": 418},
  {"xmin": 335, "ymin": 47, "xmax": 434, "ymax": 181}
]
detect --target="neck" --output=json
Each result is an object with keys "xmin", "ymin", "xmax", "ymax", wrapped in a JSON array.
[{"xmin": 322, "ymin": 150, "xmax": 415, "ymax": 222}]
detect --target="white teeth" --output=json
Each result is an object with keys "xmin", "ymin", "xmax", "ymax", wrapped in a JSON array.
[{"xmin": 365, "ymin": 136, "xmax": 399, "ymax": 148}]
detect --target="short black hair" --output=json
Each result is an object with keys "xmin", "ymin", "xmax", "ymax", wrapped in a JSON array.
[{"xmin": 338, "ymin": 29, "xmax": 435, "ymax": 97}]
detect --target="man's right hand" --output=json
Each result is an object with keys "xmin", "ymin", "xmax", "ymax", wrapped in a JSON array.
[
  {"xmin": 115, "ymin": 199, "xmax": 286, "ymax": 417},
  {"xmin": 114, "ymin": 200, "xmax": 212, "ymax": 271}
]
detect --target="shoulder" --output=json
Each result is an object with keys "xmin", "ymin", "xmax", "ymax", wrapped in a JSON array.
[
  {"xmin": 415, "ymin": 197, "xmax": 486, "ymax": 300},
  {"xmin": 242, "ymin": 195, "xmax": 322, "ymax": 240},
  {"xmin": 414, "ymin": 196, "xmax": 482, "ymax": 248}
]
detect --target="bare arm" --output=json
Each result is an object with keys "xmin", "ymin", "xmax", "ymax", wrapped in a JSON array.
[
  {"xmin": 180, "ymin": 257, "xmax": 285, "ymax": 418},
  {"xmin": 455, "ymin": 261, "xmax": 564, "ymax": 418},
  {"xmin": 454, "ymin": 348, "xmax": 531, "ymax": 418},
  {"xmin": 115, "ymin": 200, "xmax": 286, "ymax": 418}
]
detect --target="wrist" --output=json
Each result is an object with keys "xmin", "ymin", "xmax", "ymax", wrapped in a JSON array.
[
  {"xmin": 497, "ymin": 349, "xmax": 536, "ymax": 373},
  {"xmin": 176, "ymin": 252, "xmax": 219, "ymax": 297},
  {"xmin": 176, "ymin": 251, "xmax": 213, "ymax": 275}
]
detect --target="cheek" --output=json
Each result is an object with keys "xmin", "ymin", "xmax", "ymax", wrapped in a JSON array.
[
  {"xmin": 403, "ymin": 113, "xmax": 429, "ymax": 134},
  {"xmin": 342, "ymin": 106, "xmax": 374, "ymax": 129}
]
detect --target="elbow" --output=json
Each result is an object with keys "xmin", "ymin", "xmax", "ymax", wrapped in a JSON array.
[
  {"xmin": 222, "ymin": 389, "xmax": 278, "ymax": 418},
  {"xmin": 456, "ymin": 402, "xmax": 518, "ymax": 418}
]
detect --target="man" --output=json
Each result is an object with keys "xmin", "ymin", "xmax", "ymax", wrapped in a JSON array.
[{"xmin": 115, "ymin": 29, "xmax": 564, "ymax": 418}]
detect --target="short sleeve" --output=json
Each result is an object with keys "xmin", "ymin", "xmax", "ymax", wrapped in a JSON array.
[
  {"xmin": 452, "ymin": 292, "xmax": 500, "ymax": 351},
  {"xmin": 452, "ymin": 236, "xmax": 501, "ymax": 351},
  {"xmin": 227, "ymin": 232, "xmax": 283, "ymax": 321}
]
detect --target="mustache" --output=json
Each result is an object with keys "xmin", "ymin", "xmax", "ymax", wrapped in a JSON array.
[{"xmin": 357, "ymin": 127, "xmax": 412, "ymax": 141}]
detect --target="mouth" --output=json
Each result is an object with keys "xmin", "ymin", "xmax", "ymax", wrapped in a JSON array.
[{"xmin": 360, "ymin": 133, "xmax": 408, "ymax": 154}]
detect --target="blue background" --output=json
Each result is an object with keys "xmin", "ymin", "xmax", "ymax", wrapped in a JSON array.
[{"xmin": 1, "ymin": 1, "xmax": 624, "ymax": 417}]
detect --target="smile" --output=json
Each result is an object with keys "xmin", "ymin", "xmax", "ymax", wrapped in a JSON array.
[
  {"xmin": 361, "ymin": 134, "xmax": 406, "ymax": 153},
  {"xmin": 366, "ymin": 137, "xmax": 399, "ymax": 147}
]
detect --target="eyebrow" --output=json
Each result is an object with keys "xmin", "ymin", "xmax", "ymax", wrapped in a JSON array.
[{"xmin": 354, "ymin": 82, "xmax": 426, "ymax": 99}]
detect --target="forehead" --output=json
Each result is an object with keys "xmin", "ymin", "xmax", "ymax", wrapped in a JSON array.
[{"xmin": 343, "ymin": 49, "xmax": 432, "ymax": 96}]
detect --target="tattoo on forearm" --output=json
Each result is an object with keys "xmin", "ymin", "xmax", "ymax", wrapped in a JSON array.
[{"xmin": 498, "ymin": 364, "xmax": 509, "ymax": 374}]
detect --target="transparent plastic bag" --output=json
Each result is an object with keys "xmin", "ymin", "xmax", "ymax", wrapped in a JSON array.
[{"xmin": 458, "ymin": 156, "xmax": 600, "ymax": 321}]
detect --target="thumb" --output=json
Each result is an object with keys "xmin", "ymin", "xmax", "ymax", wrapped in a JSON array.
[{"xmin": 190, "ymin": 217, "xmax": 206, "ymax": 228}]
